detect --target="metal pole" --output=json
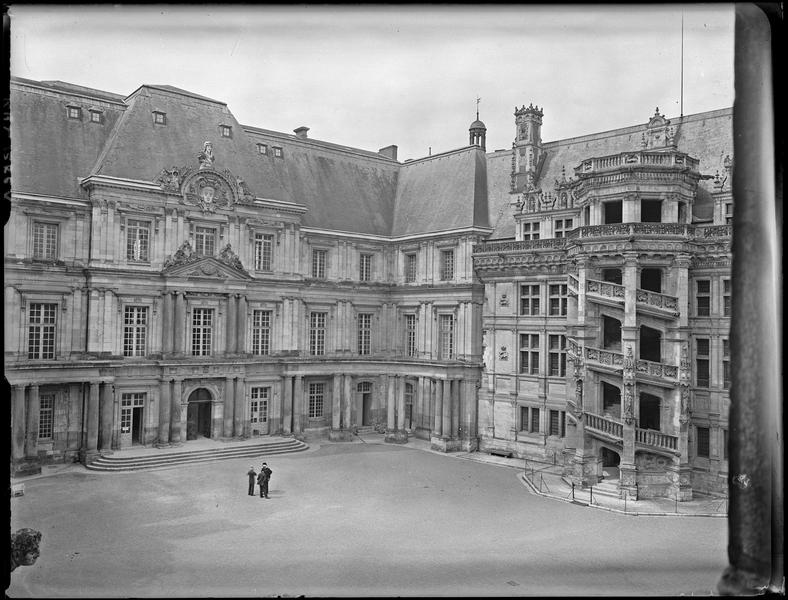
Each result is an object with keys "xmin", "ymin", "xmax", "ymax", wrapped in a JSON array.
[{"xmin": 572, "ymin": 483, "xmax": 575, "ymax": 501}]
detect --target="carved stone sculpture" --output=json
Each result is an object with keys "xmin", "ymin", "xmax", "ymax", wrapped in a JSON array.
[{"xmin": 10, "ymin": 528, "xmax": 42, "ymax": 572}]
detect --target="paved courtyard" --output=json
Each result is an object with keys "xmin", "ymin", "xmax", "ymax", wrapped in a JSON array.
[{"xmin": 8, "ymin": 439, "xmax": 728, "ymax": 597}]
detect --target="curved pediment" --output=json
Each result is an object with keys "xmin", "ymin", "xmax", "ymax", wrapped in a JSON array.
[{"xmin": 162, "ymin": 241, "xmax": 251, "ymax": 280}]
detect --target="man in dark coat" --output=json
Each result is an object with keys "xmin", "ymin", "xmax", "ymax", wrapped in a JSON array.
[
  {"xmin": 257, "ymin": 462, "xmax": 272, "ymax": 498},
  {"xmin": 247, "ymin": 466, "xmax": 257, "ymax": 496}
]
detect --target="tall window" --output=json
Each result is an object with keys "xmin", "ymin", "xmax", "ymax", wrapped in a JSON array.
[
  {"xmin": 191, "ymin": 308, "xmax": 213, "ymax": 356},
  {"xmin": 405, "ymin": 314, "xmax": 417, "ymax": 358},
  {"xmin": 554, "ymin": 218, "xmax": 573, "ymax": 238},
  {"xmin": 308, "ymin": 383, "xmax": 324, "ymax": 418},
  {"xmin": 439, "ymin": 314, "xmax": 454, "ymax": 360},
  {"xmin": 194, "ymin": 226, "xmax": 216, "ymax": 256},
  {"xmin": 28, "ymin": 303, "xmax": 57, "ymax": 359},
  {"xmin": 38, "ymin": 393, "xmax": 54, "ymax": 439},
  {"xmin": 126, "ymin": 220, "xmax": 150, "ymax": 262},
  {"xmin": 520, "ymin": 284, "xmax": 541, "ymax": 316},
  {"xmin": 309, "ymin": 312, "xmax": 327, "ymax": 356},
  {"xmin": 549, "ymin": 409, "xmax": 566, "ymax": 437},
  {"xmin": 359, "ymin": 254, "xmax": 372, "ymax": 282},
  {"xmin": 522, "ymin": 222, "xmax": 540, "ymax": 240},
  {"xmin": 357, "ymin": 313, "xmax": 372, "ymax": 355},
  {"xmin": 548, "ymin": 284, "xmax": 567, "ymax": 316},
  {"xmin": 548, "ymin": 334, "xmax": 566, "ymax": 377},
  {"xmin": 440, "ymin": 249, "xmax": 455, "ymax": 281},
  {"xmin": 123, "ymin": 306, "xmax": 148, "ymax": 357},
  {"xmin": 519, "ymin": 333, "xmax": 540, "ymax": 374},
  {"xmin": 519, "ymin": 406, "xmax": 540, "ymax": 433},
  {"xmin": 405, "ymin": 253, "xmax": 417, "ymax": 283},
  {"xmin": 722, "ymin": 279, "xmax": 731, "ymax": 317},
  {"xmin": 696, "ymin": 338, "xmax": 710, "ymax": 387},
  {"xmin": 312, "ymin": 249, "xmax": 327, "ymax": 278},
  {"xmin": 724, "ymin": 203, "xmax": 733, "ymax": 225},
  {"xmin": 250, "ymin": 387, "xmax": 269, "ymax": 427},
  {"xmin": 722, "ymin": 338, "xmax": 731, "ymax": 389},
  {"xmin": 696, "ymin": 426, "xmax": 710, "ymax": 458},
  {"xmin": 251, "ymin": 310, "xmax": 272, "ymax": 355},
  {"xmin": 32, "ymin": 222, "xmax": 58, "ymax": 260},
  {"xmin": 695, "ymin": 280, "xmax": 711, "ymax": 316},
  {"xmin": 254, "ymin": 233, "xmax": 273, "ymax": 271}
]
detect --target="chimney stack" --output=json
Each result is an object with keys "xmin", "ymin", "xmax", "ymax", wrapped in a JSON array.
[
  {"xmin": 378, "ymin": 145, "xmax": 398, "ymax": 161},
  {"xmin": 294, "ymin": 126, "xmax": 309, "ymax": 139}
]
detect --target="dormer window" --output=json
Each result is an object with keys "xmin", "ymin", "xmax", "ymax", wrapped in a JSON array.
[
  {"xmin": 152, "ymin": 111, "xmax": 167, "ymax": 125},
  {"xmin": 220, "ymin": 125, "xmax": 232, "ymax": 138},
  {"xmin": 273, "ymin": 146, "xmax": 284, "ymax": 158},
  {"xmin": 66, "ymin": 106, "xmax": 82, "ymax": 120},
  {"xmin": 257, "ymin": 143, "xmax": 268, "ymax": 155},
  {"xmin": 89, "ymin": 110, "xmax": 103, "ymax": 124}
]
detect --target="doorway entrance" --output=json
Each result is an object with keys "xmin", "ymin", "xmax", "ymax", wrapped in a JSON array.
[
  {"xmin": 120, "ymin": 392, "xmax": 145, "ymax": 448},
  {"xmin": 358, "ymin": 382, "xmax": 373, "ymax": 426},
  {"xmin": 600, "ymin": 447, "xmax": 621, "ymax": 481},
  {"xmin": 187, "ymin": 388, "xmax": 213, "ymax": 440}
]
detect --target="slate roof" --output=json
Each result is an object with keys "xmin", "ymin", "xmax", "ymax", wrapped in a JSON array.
[{"xmin": 485, "ymin": 107, "xmax": 733, "ymax": 238}]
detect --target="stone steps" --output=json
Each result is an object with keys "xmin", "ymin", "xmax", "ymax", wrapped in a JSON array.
[{"xmin": 86, "ymin": 438, "xmax": 309, "ymax": 472}]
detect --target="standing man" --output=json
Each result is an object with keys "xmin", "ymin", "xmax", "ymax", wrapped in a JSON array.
[
  {"xmin": 247, "ymin": 465, "xmax": 257, "ymax": 496},
  {"xmin": 257, "ymin": 462, "xmax": 272, "ymax": 499}
]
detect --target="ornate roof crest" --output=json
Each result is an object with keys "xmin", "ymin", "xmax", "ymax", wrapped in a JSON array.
[{"xmin": 162, "ymin": 241, "xmax": 250, "ymax": 278}]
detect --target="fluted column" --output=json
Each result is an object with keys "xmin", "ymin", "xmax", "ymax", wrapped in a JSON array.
[
  {"xmin": 442, "ymin": 378, "xmax": 452, "ymax": 439},
  {"xmin": 223, "ymin": 376, "xmax": 235, "ymax": 437},
  {"xmin": 282, "ymin": 376, "xmax": 293, "ymax": 434},
  {"xmin": 12, "ymin": 385, "xmax": 26, "ymax": 462},
  {"xmin": 234, "ymin": 377, "xmax": 245, "ymax": 437},
  {"xmin": 226, "ymin": 295, "xmax": 237, "ymax": 354},
  {"xmin": 25, "ymin": 384, "xmax": 40, "ymax": 458},
  {"xmin": 173, "ymin": 379, "xmax": 185, "ymax": 443},
  {"xmin": 99, "ymin": 383, "xmax": 114, "ymax": 451},
  {"xmin": 237, "ymin": 295, "xmax": 247, "ymax": 354},
  {"xmin": 174, "ymin": 291, "xmax": 185, "ymax": 354}
]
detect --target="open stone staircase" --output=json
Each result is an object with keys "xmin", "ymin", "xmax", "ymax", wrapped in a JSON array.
[{"xmin": 86, "ymin": 437, "xmax": 308, "ymax": 472}]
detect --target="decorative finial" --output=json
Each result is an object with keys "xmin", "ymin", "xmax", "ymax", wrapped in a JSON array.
[{"xmin": 476, "ymin": 96, "xmax": 481, "ymax": 121}]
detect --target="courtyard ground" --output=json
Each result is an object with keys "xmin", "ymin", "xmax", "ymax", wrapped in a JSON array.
[{"xmin": 8, "ymin": 436, "xmax": 728, "ymax": 597}]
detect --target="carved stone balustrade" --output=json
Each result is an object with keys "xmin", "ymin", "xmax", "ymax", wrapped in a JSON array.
[
  {"xmin": 635, "ymin": 288, "xmax": 680, "ymax": 318},
  {"xmin": 473, "ymin": 238, "xmax": 567, "ymax": 254},
  {"xmin": 568, "ymin": 223, "xmax": 693, "ymax": 240},
  {"xmin": 697, "ymin": 225, "xmax": 733, "ymax": 238},
  {"xmin": 584, "ymin": 412, "xmax": 623, "ymax": 442},
  {"xmin": 586, "ymin": 278, "xmax": 625, "ymax": 304},
  {"xmin": 573, "ymin": 150, "xmax": 700, "ymax": 177},
  {"xmin": 635, "ymin": 428, "xmax": 679, "ymax": 453},
  {"xmin": 635, "ymin": 358, "xmax": 679, "ymax": 381},
  {"xmin": 585, "ymin": 346, "xmax": 624, "ymax": 370},
  {"xmin": 567, "ymin": 274, "xmax": 579, "ymax": 295}
]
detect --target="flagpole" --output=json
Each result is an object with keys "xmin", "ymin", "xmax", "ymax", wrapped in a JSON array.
[{"xmin": 680, "ymin": 12, "xmax": 684, "ymax": 117}]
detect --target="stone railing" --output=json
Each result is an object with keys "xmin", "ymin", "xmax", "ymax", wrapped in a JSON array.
[
  {"xmin": 586, "ymin": 278, "xmax": 625, "ymax": 301},
  {"xmin": 635, "ymin": 428, "xmax": 678, "ymax": 452},
  {"xmin": 585, "ymin": 412, "xmax": 623, "ymax": 441},
  {"xmin": 575, "ymin": 151, "xmax": 700, "ymax": 176},
  {"xmin": 635, "ymin": 289, "xmax": 680, "ymax": 315},
  {"xmin": 568, "ymin": 223, "xmax": 692, "ymax": 239},
  {"xmin": 635, "ymin": 359, "xmax": 679, "ymax": 380},
  {"xmin": 473, "ymin": 238, "xmax": 567, "ymax": 254},
  {"xmin": 585, "ymin": 346, "xmax": 623, "ymax": 368},
  {"xmin": 697, "ymin": 225, "xmax": 732, "ymax": 238},
  {"xmin": 567, "ymin": 274, "xmax": 579, "ymax": 294}
]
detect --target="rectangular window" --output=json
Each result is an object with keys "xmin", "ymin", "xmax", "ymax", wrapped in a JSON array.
[
  {"xmin": 696, "ymin": 426, "xmax": 710, "ymax": 458},
  {"xmin": 67, "ymin": 106, "xmax": 82, "ymax": 119},
  {"xmin": 89, "ymin": 110, "xmax": 103, "ymax": 123},
  {"xmin": 123, "ymin": 306, "xmax": 148, "ymax": 357},
  {"xmin": 220, "ymin": 125, "xmax": 232, "ymax": 138},
  {"xmin": 439, "ymin": 314, "xmax": 454, "ymax": 360},
  {"xmin": 308, "ymin": 382, "xmax": 324, "ymax": 418},
  {"xmin": 309, "ymin": 312, "xmax": 327, "ymax": 356},
  {"xmin": 519, "ymin": 333, "xmax": 540, "ymax": 375},
  {"xmin": 696, "ymin": 338, "xmax": 710, "ymax": 387},
  {"xmin": 519, "ymin": 406, "xmax": 540, "ymax": 433},
  {"xmin": 254, "ymin": 233, "xmax": 273, "ymax": 271},
  {"xmin": 554, "ymin": 218, "xmax": 573, "ymax": 238},
  {"xmin": 250, "ymin": 387, "xmax": 269, "ymax": 424},
  {"xmin": 405, "ymin": 253, "xmax": 417, "ymax": 283},
  {"xmin": 548, "ymin": 334, "xmax": 566, "ymax": 377},
  {"xmin": 548, "ymin": 284, "xmax": 567, "ymax": 316},
  {"xmin": 126, "ymin": 220, "xmax": 150, "ymax": 262},
  {"xmin": 28, "ymin": 303, "xmax": 57, "ymax": 359},
  {"xmin": 530, "ymin": 407, "xmax": 541, "ymax": 433},
  {"xmin": 251, "ymin": 310, "xmax": 272, "ymax": 356},
  {"xmin": 696, "ymin": 280, "xmax": 711, "ymax": 316},
  {"xmin": 191, "ymin": 308, "xmax": 213, "ymax": 356},
  {"xmin": 722, "ymin": 279, "xmax": 731, "ymax": 317},
  {"xmin": 33, "ymin": 222, "xmax": 58, "ymax": 260},
  {"xmin": 440, "ymin": 249, "xmax": 455, "ymax": 281},
  {"xmin": 273, "ymin": 146, "xmax": 284, "ymax": 158},
  {"xmin": 38, "ymin": 393, "xmax": 54, "ymax": 439},
  {"xmin": 724, "ymin": 203, "xmax": 733, "ymax": 225},
  {"xmin": 405, "ymin": 314, "xmax": 417, "ymax": 358},
  {"xmin": 257, "ymin": 143, "xmax": 268, "ymax": 155},
  {"xmin": 722, "ymin": 338, "xmax": 731, "ymax": 390},
  {"xmin": 359, "ymin": 253, "xmax": 372, "ymax": 282},
  {"xmin": 194, "ymin": 226, "xmax": 216, "ymax": 256},
  {"xmin": 152, "ymin": 111, "xmax": 166, "ymax": 125},
  {"xmin": 549, "ymin": 409, "xmax": 566, "ymax": 437},
  {"xmin": 522, "ymin": 221, "xmax": 540, "ymax": 240},
  {"xmin": 519, "ymin": 284, "xmax": 541, "ymax": 316},
  {"xmin": 312, "ymin": 249, "xmax": 327, "ymax": 278},
  {"xmin": 357, "ymin": 313, "xmax": 372, "ymax": 356}
]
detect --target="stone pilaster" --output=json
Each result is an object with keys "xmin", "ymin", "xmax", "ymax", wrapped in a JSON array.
[
  {"xmin": 223, "ymin": 376, "xmax": 235, "ymax": 437},
  {"xmin": 282, "ymin": 376, "xmax": 293, "ymax": 435},
  {"xmin": 173, "ymin": 379, "xmax": 185, "ymax": 444},
  {"xmin": 81, "ymin": 381, "xmax": 100, "ymax": 464},
  {"xmin": 226, "ymin": 294, "xmax": 237, "ymax": 354},
  {"xmin": 25, "ymin": 384, "xmax": 40, "ymax": 459},
  {"xmin": 233, "ymin": 377, "xmax": 245, "ymax": 438},
  {"xmin": 159, "ymin": 379, "xmax": 172, "ymax": 445},
  {"xmin": 99, "ymin": 383, "xmax": 114, "ymax": 453}
]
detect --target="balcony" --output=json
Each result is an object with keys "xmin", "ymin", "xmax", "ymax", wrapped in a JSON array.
[
  {"xmin": 567, "ymin": 223, "xmax": 692, "ymax": 240},
  {"xmin": 635, "ymin": 428, "xmax": 679, "ymax": 454},
  {"xmin": 574, "ymin": 150, "xmax": 700, "ymax": 176},
  {"xmin": 473, "ymin": 238, "xmax": 567, "ymax": 254},
  {"xmin": 567, "ymin": 274, "xmax": 579, "ymax": 295},
  {"xmin": 584, "ymin": 412, "xmax": 623, "ymax": 443},
  {"xmin": 635, "ymin": 289, "xmax": 680, "ymax": 318},
  {"xmin": 635, "ymin": 358, "xmax": 679, "ymax": 383},
  {"xmin": 584, "ymin": 346, "xmax": 624, "ymax": 371},
  {"xmin": 585, "ymin": 278, "xmax": 625, "ymax": 307}
]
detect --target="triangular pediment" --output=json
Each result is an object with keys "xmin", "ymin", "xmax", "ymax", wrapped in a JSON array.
[{"xmin": 162, "ymin": 256, "xmax": 251, "ymax": 280}]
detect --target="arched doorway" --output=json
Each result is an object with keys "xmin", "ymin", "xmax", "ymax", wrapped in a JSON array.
[
  {"xmin": 600, "ymin": 446, "xmax": 621, "ymax": 482},
  {"xmin": 186, "ymin": 388, "xmax": 213, "ymax": 440}
]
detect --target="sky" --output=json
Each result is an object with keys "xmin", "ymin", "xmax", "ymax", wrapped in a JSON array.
[{"xmin": 8, "ymin": 4, "xmax": 735, "ymax": 162}]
